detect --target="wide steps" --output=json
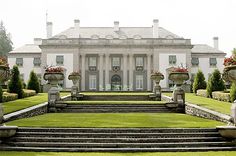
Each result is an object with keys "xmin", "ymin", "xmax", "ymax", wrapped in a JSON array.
[
  {"xmin": 1, "ymin": 128, "xmax": 235, "ymax": 152},
  {"xmin": 82, "ymin": 95, "xmax": 150, "ymax": 101},
  {"xmin": 60, "ymin": 104, "xmax": 172, "ymax": 113}
]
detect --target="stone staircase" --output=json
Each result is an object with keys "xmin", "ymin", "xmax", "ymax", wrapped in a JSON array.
[
  {"xmin": 0, "ymin": 128, "xmax": 236, "ymax": 152},
  {"xmin": 82, "ymin": 95, "xmax": 150, "ymax": 101},
  {"xmin": 60, "ymin": 104, "xmax": 173, "ymax": 113}
]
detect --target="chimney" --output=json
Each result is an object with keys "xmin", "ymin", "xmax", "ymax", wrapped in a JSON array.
[
  {"xmin": 213, "ymin": 37, "xmax": 219, "ymax": 50},
  {"xmin": 34, "ymin": 38, "xmax": 42, "ymax": 45},
  {"xmin": 114, "ymin": 21, "xmax": 119, "ymax": 31},
  {"xmin": 46, "ymin": 22, "xmax": 53, "ymax": 38},
  {"xmin": 153, "ymin": 19, "xmax": 159, "ymax": 38},
  {"xmin": 74, "ymin": 19, "xmax": 80, "ymax": 30}
]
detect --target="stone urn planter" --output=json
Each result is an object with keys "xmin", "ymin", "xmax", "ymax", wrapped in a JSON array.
[
  {"xmin": 168, "ymin": 68, "xmax": 189, "ymax": 113},
  {"xmin": 68, "ymin": 72, "xmax": 81, "ymax": 100},
  {"xmin": 150, "ymin": 71, "xmax": 164, "ymax": 101},
  {"xmin": 44, "ymin": 66, "xmax": 65, "ymax": 112}
]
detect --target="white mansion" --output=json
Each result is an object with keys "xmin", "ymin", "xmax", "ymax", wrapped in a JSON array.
[{"xmin": 8, "ymin": 19, "xmax": 226, "ymax": 91}]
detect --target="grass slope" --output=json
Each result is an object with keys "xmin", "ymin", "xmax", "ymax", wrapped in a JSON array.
[
  {"xmin": 7, "ymin": 113, "xmax": 224, "ymax": 128},
  {"xmin": 164, "ymin": 93, "xmax": 231, "ymax": 115},
  {"xmin": 1, "ymin": 151, "xmax": 236, "ymax": 156},
  {"xmin": 3, "ymin": 92, "xmax": 69, "ymax": 114},
  {"xmin": 66, "ymin": 101, "xmax": 165, "ymax": 104}
]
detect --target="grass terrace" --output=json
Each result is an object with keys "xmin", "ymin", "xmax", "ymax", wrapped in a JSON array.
[
  {"xmin": 6, "ymin": 113, "xmax": 224, "ymax": 128},
  {"xmin": 164, "ymin": 93, "xmax": 231, "ymax": 115},
  {"xmin": 2, "ymin": 151, "xmax": 236, "ymax": 156},
  {"xmin": 2, "ymin": 92, "xmax": 70, "ymax": 114}
]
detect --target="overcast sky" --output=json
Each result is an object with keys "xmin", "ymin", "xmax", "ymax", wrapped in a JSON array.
[{"xmin": 0, "ymin": 0, "xmax": 235, "ymax": 56}]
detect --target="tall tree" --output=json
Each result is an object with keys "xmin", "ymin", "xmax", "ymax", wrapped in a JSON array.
[
  {"xmin": 27, "ymin": 70, "xmax": 40, "ymax": 93},
  {"xmin": 192, "ymin": 69, "xmax": 207, "ymax": 94},
  {"xmin": 8, "ymin": 65, "xmax": 23, "ymax": 99},
  {"xmin": 0, "ymin": 21, "xmax": 13, "ymax": 56}
]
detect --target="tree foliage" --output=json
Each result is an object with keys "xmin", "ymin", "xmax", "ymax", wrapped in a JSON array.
[
  {"xmin": 192, "ymin": 69, "xmax": 207, "ymax": 94},
  {"xmin": 27, "ymin": 70, "xmax": 40, "ymax": 93},
  {"xmin": 206, "ymin": 69, "xmax": 225, "ymax": 97},
  {"xmin": 8, "ymin": 65, "xmax": 23, "ymax": 98},
  {"xmin": 0, "ymin": 21, "xmax": 13, "ymax": 56}
]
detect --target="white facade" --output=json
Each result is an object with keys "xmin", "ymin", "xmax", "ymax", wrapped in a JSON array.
[{"xmin": 8, "ymin": 20, "xmax": 226, "ymax": 91}]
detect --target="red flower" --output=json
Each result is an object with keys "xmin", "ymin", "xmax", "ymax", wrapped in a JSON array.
[
  {"xmin": 45, "ymin": 66, "xmax": 64, "ymax": 73},
  {"xmin": 172, "ymin": 67, "xmax": 188, "ymax": 73}
]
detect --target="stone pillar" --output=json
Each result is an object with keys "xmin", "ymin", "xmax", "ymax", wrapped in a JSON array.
[
  {"xmin": 99, "ymin": 53, "xmax": 104, "ymax": 91},
  {"xmin": 105, "ymin": 53, "xmax": 110, "ymax": 91},
  {"xmin": 153, "ymin": 50, "xmax": 158, "ymax": 70},
  {"xmin": 123, "ymin": 53, "xmax": 128, "ymax": 91},
  {"xmin": 147, "ymin": 54, "xmax": 152, "ymax": 91},
  {"xmin": 129, "ymin": 54, "xmax": 133, "ymax": 91},
  {"xmin": 81, "ymin": 54, "xmax": 86, "ymax": 91}
]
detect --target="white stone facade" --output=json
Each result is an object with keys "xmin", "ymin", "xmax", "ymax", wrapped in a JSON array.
[{"xmin": 8, "ymin": 20, "xmax": 226, "ymax": 91}]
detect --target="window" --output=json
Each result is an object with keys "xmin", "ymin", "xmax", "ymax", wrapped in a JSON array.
[
  {"xmin": 112, "ymin": 57, "xmax": 120, "ymax": 67},
  {"xmin": 136, "ymin": 57, "xmax": 143, "ymax": 66},
  {"xmin": 191, "ymin": 57, "xmax": 199, "ymax": 66},
  {"xmin": 56, "ymin": 55, "xmax": 64, "ymax": 65},
  {"xmin": 136, "ymin": 75, "xmax": 143, "ymax": 90},
  {"xmin": 89, "ymin": 57, "xmax": 97, "ymax": 66},
  {"xmin": 209, "ymin": 58, "xmax": 217, "ymax": 66},
  {"xmin": 33, "ymin": 58, "xmax": 41, "ymax": 67},
  {"xmin": 16, "ymin": 58, "xmax": 23, "ymax": 66},
  {"xmin": 89, "ymin": 75, "xmax": 97, "ymax": 90},
  {"xmin": 169, "ymin": 55, "xmax": 176, "ymax": 65}
]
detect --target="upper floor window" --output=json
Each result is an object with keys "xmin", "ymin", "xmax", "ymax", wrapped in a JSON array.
[
  {"xmin": 169, "ymin": 55, "xmax": 176, "ymax": 65},
  {"xmin": 112, "ymin": 57, "xmax": 120, "ymax": 67},
  {"xmin": 16, "ymin": 58, "xmax": 23, "ymax": 67},
  {"xmin": 56, "ymin": 55, "xmax": 64, "ymax": 65},
  {"xmin": 89, "ymin": 57, "xmax": 97, "ymax": 67},
  {"xmin": 136, "ymin": 57, "xmax": 144, "ymax": 71},
  {"xmin": 33, "ymin": 57, "xmax": 41, "ymax": 67},
  {"xmin": 209, "ymin": 58, "xmax": 217, "ymax": 67},
  {"xmin": 191, "ymin": 57, "xmax": 199, "ymax": 66}
]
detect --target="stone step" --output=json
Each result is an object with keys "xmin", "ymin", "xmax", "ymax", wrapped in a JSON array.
[
  {"xmin": 15, "ymin": 132, "xmax": 221, "ymax": 138},
  {"xmin": 6, "ymin": 141, "xmax": 234, "ymax": 148},
  {"xmin": 82, "ymin": 95, "xmax": 150, "ymax": 101},
  {"xmin": 9, "ymin": 137, "xmax": 226, "ymax": 143},
  {"xmin": 61, "ymin": 109, "xmax": 172, "ymax": 113},
  {"xmin": 66, "ymin": 105, "xmax": 168, "ymax": 108},
  {"xmin": 17, "ymin": 128, "xmax": 218, "ymax": 133},
  {"xmin": 1, "ymin": 146, "xmax": 236, "ymax": 152}
]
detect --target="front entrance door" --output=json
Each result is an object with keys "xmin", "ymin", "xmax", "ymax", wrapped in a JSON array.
[{"xmin": 111, "ymin": 75, "xmax": 121, "ymax": 91}]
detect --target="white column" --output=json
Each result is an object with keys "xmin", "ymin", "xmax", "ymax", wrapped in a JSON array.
[
  {"xmin": 105, "ymin": 53, "xmax": 110, "ymax": 91},
  {"xmin": 99, "ymin": 53, "xmax": 104, "ymax": 91},
  {"xmin": 129, "ymin": 54, "xmax": 133, "ymax": 91},
  {"xmin": 81, "ymin": 53, "xmax": 86, "ymax": 91},
  {"xmin": 153, "ymin": 50, "xmax": 158, "ymax": 70},
  {"xmin": 147, "ymin": 54, "xmax": 152, "ymax": 91},
  {"xmin": 123, "ymin": 53, "xmax": 128, "ymax": 90}
]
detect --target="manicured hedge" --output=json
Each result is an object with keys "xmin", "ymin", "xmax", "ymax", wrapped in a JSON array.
[
  {"xmin": 212, "ymin": 91, "xmax": 230, "ymax": 102},
  {"xmin": 196, "ymin": 89, "xmax": 208, "ymax": 98},
  {"xmin": 2, "ymin": 92, "xmax": 18, "ymax": 102},
  {"xmin": 22, "ymin": 89, "xmax": 36, "ymax": 98}
]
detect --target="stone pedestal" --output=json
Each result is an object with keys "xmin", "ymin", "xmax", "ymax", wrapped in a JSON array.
[
  {"xmin": 0, "ymin": 104, "xmax": 3, "ymax": 126},
  {"xmin": 71, "ymin": 86, "xmax": 78, "ymax": 100},
  {"xmin": 231, "ymin": 102, "xmax": 236, "ymax": 125},
  {"xmin": 173, "ymin": 85, "xmax": 185, "ymax": 113},
  {"xmin": 48, "ymin": 86, "xmax": 60, "ymax": 112},
  {"xmin": 150, "ymin": 73, "xmax": 164, "ymax": 101},
  {"xmin": 153, "ymin": 84, "xmax": 161, "ymax": 101}
]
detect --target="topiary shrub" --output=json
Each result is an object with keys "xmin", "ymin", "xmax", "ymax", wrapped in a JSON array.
[
  {"xmin": 230, "ymin": 82, "xmax": 236, "ymax": 102},
  {"xmin": 8, "ymin": 65, "xmax": 23, "ymax": 99},
  {"xmin": 196, "ymin": 89, "xmax": 208, "ymax": 97},
  {"xmin": 206, "ymin": 69, "xmax": 225, "ymax": 98},
  {"xmin": 192, "ymin": 70, "xmax": 207, "ymax": 94},
  {"xmin": 0, "ymin": 86, "xmax": 2, "ymax": 102},
  {"xmin": 27, "ymin": 70, "xmax": 40, "ymax": 93}
]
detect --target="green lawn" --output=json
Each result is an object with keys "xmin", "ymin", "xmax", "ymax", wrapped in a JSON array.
[
  {"xmin": 1, "ymin": 151, "xmax": 236, "ymax": 156},
  {"xmin": 164, "ymin": 93, "xmax": 231, "ymax": 115},
  {"xmin": 81, "ymin": 92, "xmax": 150, "ymax": 96},
  {"xmin": 66, "ymin": 101, "xmax": 165, "ymax": 104},
  {"xmin": 6, "ymin": 113, "xmax": 224, "ymax": 128},
  {"xmin": 2, "ymin": 92, "xmax": 70, "ymax": 114}
]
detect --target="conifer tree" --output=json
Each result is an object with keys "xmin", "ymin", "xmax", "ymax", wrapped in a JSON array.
[
  {"xmin": 27, "ymin": 70, "xmax": 40, "ymax": 93},
  {"xmin": 8, "ymin": 65, "xmax": 23, "ymax": 98},
  {"xmin": 192, "ymin": 69, "xmax": 207, "ymax": 94}
]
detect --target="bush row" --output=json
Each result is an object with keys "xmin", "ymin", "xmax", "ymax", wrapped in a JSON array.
[
  {"xmin": 196, "ymin": 89, "xmax": 208, "ymax": 98},
  {"xmin": 2, "ymin": 92, "xmax": 18, "ymax": 102},
  {"xmin": 212, "ymin": 91, "xmax": 231, "ymax": 102},
  {"xmin": 22, "ymin": 89, "xmax": 36, "ymax": 98}
]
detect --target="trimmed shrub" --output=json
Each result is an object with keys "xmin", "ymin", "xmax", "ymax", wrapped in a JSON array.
[
  {"xmin": 0, "ymin": 86, "xmax": 2, "ymax": 102},
  {"xmin": 196, "ymin": 89, "xmax": 208, "ymax": 97},
  {"xmin": 206, "ymin": 69, "xmax": 225, "ymax": 98},
  {"xmin": 8, "ymin": 65, "xmax": 23, "ymax": 99},
  {"xmin": 22, "ymin": 89, "xmax": 36, "ymax": 98},
  {"xmin": 192, "ymin": 70, "xmax": 207, "ymax": 94},
  {"xmin": 212, "ymin": 91, "xmax": 230, "ymax": 102},
  {"xmin": 2, "ymin": 92, "xmax": 18, "ymax": 102},
  {"xmin": 230, "ymin": 82, "xmax": 236, "ymax": 102},
  {"xmin": 27, "ymin": 70, "xmax": 40, "ymax": 93}
]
